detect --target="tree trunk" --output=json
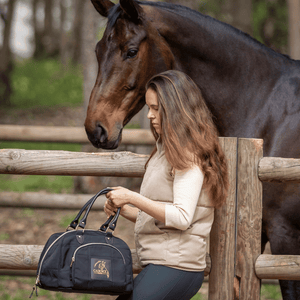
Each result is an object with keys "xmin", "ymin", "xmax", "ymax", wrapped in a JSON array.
[
  {"xmin": 72, "ymin": 0, "xmax": 84, "ymax": 65},
  {"xmin": 288, "ymin": 0, "xmax": 300, "ymax": 59},
  {"xmin": 32, "ymin": 0, "xmax": 44, "ymax": 59},
  {"xmin": 44, "ymin": 0, "xmax": 56, "ymax": 56},
  {"xmin": 80, "ymin": 1, "xmax": 99, "ymax": 113},
  {"xmin": 0, "ymin": 0, "xmax": 16, "ymax": 106},
  {"xmin": 59, "ymin": 0, "xmax": 68, "ymax": 66}
]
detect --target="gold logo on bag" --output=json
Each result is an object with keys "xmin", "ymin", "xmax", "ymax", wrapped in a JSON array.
[{"xmin": 93, "ymin": 260, "xmax": 110, "ymax": 278}]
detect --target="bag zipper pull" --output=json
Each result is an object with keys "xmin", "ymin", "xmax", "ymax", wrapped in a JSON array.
[
  {"xmin": 29, "ymin": 285, "xmax": 38, "ymax": 298},
  {"xmin": 29, "ymin": 275, "xmax": 39, "ymax": 298},
  {"xmin": 70, "ymin": 256, "xmax": 75, "ymax": 267}
]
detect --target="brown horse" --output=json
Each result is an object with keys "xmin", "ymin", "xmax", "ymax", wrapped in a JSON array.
[{"xmin": 85, "ymin": 1, "xmax": 300, "ymax": 298}]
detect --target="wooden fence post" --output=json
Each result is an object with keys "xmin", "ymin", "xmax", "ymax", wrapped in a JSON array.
[
  {"xmin": 209, "ymin": 137, "xmax": 238, "ymax": 300},
  {"xmin": 235, "ymin": 138, "xmax": 263, "ymax": 299}
]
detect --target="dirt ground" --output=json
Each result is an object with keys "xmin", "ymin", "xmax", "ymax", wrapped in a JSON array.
[{"xmin": 0, "ymin": 106, "xmax": 209, "ymax": 299}]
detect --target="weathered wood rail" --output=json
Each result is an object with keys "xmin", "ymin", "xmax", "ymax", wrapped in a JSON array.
[
  {"xmin": 0, "ymin": 149, "xmax": 147, "ymax": 177},
  {"xmin": 259, "ymin": 157, "xmax": 300, "ymax": 182},
  {"xmin": 255, "ymin": 254, "xmax": 300, "ymax": 280},
  {"xmin": 0, "ymin": 192, "xmax": 103, "ymax": 210},
  {"xmin": 1, "ymin": 149, "xmax": 300, "ymax": 182},
  {"xmin": 0, "ymin": 125, "xmax": 155, "ymax": 145},
  {"xmin": 1, "ymin": 134, "xmax": 300, "ymax": 299}
]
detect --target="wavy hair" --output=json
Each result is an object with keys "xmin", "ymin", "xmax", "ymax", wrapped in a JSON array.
[{"xmin": 145, "ymin": 70, "xmax": 229, "ymax": 208}]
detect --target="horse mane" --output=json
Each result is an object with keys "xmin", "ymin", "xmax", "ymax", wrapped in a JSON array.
[{"xmin": 107, "ymin": 1, "xmax": 292, "ymax": 62}]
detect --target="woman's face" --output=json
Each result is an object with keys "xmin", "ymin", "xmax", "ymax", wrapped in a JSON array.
[{"xmin": 145, "ymin": 89, "xmax": 162, "ymax": 135}]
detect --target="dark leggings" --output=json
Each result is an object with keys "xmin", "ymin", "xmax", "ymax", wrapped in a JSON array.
[{"xmin": 117, "ymin": 264, "xmax": 204, "ymax": 300}]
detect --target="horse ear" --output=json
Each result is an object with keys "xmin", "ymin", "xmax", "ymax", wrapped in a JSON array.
[
  {"xmin": 119, "ymin": 0, "xmax": 142, "ymax": 22},
  {"xmin": 90, "ymin": 0, "xmax": 115, "ymax": 17}
]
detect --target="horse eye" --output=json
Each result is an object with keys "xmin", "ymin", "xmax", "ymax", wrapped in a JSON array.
[{"xmin": 127, "ymin": 49, "xmax": 138, "ymax": 59}]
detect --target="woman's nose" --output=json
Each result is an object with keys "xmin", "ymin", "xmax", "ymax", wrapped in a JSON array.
[{"xmin": 147, "ymin": 110, "xmax": 153, "ymax": 120}]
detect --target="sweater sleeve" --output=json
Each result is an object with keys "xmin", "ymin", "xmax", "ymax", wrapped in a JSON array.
[{"xmin": 165, "ymin": 166, "xmax": 204, "ymax": 230}]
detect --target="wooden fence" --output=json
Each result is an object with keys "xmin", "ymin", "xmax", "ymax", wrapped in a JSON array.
[
  {"xmin": 1, "ymin": 126, "xmax": 300, "ymax": 299},
  {"xmin": 0, "ymin": 125, "xmax": 155, "ymax": 145}
]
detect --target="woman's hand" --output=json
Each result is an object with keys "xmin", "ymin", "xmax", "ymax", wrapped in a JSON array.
[
  {"xmin": 104, "ymin": 187, "xmax": 136, "ymax": 218},
  {"xmin": 104, "ymin": 186, "xmax": 166, "ymax": 224},
  {"xmin": 104, "ymin": 197, "xmax": 118, "ymax": 218}
]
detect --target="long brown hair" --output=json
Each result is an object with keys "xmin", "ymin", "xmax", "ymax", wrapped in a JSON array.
[{"xmin": 145, "ymin": 70, "xmax": 229, "ymax": 208}]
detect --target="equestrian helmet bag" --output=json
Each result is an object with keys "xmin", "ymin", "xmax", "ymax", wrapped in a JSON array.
[{"xmin": 30, "ymin": 188, "xmax": 133, "ymax": 297}]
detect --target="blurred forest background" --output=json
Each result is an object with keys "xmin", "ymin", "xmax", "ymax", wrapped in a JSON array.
[{"xmin": 0, "ymin": 0, "xmax": 299, "ymax": 299}]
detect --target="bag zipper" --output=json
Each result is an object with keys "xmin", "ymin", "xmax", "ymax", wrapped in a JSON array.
[
  {"xmin": 30, "ymin": 230, "xmax": 73, "ymax": 297},
  {"xmin": 37, "ymin": 231, "xmax": 73, "ymax": 280},
  {"xmin": 70, "ymin": 243, "xmax": 126, "ymax": 267}
]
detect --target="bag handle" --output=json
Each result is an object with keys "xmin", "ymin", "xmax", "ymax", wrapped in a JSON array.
[
  {"xmin": 68, "ymin": 198, "xmax": 94, "ymax": 230},
  {"xmin": 99, "ymin": 207, "xmax": 121, "ymax": 232},
  {"xmin": 68, "ymin": 188, "xmax": 113, "ymax": 230},
  {"xmin": 78, "ymin": 188, "xmax": 120, "ymax": 230}
]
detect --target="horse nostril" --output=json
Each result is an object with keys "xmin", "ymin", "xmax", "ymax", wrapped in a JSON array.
[{"xmin": 96, "ymin": 123, "xmax": 107, "ymax": 144}]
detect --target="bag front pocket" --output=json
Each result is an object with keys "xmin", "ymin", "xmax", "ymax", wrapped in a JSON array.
[{"xmin": 71, "ymin": 243, "xmax": 128, "ymax": 293}]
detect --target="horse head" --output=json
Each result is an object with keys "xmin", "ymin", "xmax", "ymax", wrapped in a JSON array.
[{"xmin": 85, "ymin": 0, "xmax": 174, "ymax": 149}]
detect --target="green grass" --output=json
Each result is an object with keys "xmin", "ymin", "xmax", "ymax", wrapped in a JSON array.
[
  {"xmin": 0, "ymin": 174, "xmax": 74, "ymax": 193},
  {"xmin": 261, "ymin": 284, "xmax": 282, "ymax": 300},
  {"xmin": 0, "ymin": 276, "xmax": 92, "ymax": 300},
  {"xmin": 11, "ymin": 59, "xmax": 83, "ymax": 108},
  {"xmin": 0, "ymin": 141, "xmax": 82, "ymax": 151},
  {"xmin": 0, "ymin": 233, "xmax": 10, "ymax": 241},
  {"xmin": 191, "ymin": 293, "xmax": 205, "ymax": 300},
  {"xmin": 59, "ymin": 213, "xmax": 78, "ymax": 228}
]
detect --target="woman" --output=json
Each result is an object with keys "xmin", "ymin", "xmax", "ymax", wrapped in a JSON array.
[{"xmin": 104, "ymin": 70, "xmax": 229, "ymax": 300}]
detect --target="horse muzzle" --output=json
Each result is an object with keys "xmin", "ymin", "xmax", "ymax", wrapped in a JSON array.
[{"xmin": 85, "ymin": 123, "xmax": 122, "ymax": 150}]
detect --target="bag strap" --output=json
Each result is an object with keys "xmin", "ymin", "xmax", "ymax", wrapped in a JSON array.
[
  {"xmin": 68, "ymin": 188, "xmax": 113, "ymax": 230},
  {"xmin": 68, "ymin": 197, "xmax": 94, "ymax": 230},
  {"xmin": 78, "ymin": 188, "xmax": 118, "ymax": 230},
  {"xmin": 99, "ymin": 207, "xmax": 121, "ymax": 232}
]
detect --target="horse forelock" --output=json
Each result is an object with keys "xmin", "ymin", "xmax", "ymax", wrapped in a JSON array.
[{"xmin": 107, "ymin": 5, "xmax": 123, "ymax": 31}]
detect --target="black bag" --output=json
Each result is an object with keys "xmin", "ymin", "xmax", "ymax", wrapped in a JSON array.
[{"xmin": 30, "ymin": 188, "xmax": 133, "ymax": 297}]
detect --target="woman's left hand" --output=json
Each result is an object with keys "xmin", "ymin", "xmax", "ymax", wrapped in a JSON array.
[{"xmin": 106, "ymin": 187, "xmax": 135, "ymax": 208}]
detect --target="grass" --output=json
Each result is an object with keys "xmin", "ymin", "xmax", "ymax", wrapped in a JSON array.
[
  {"xmin": 0, "ymin": 276, "xmax": 282, "ymax": 300},
  {"xmin": 10, "ymin": 59, "xmax": 83, "ymax": 109},
  {"xmin": 0, "ymin": 276, "xmax": 92, "ymax": 300},
  {"xmin": 261, "ymin": 284, "xmax": 282, "ymax": 300},
  {"xmin": 59, "ymin": 213, "xmax": 78, "ymax": 228},
  {"xmin": 191, "ymin": 293, "xmax": 205, "ymax": 300}
]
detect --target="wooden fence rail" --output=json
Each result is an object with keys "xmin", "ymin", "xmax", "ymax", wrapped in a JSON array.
[
  {"xmin": 259, "ymin": 157, "xmax": 300, "ymax": 182},
  {"xmin": 2, "ymin": 148, "xmax": 300, "ymax": 182},
  {"xmin": 0, "ymin": 125, "xmax": 155, "ymax": 145},
  {"xmin": 0, "ymin": 192, "xmax": 102, "ymax": 210},
  {"xmin": 255, "ymin": 254, "xmax": 300, "ymax": 280},
  {"xmin": 0, "ymin": 149, "xmax": 147, "ymax": 177}
]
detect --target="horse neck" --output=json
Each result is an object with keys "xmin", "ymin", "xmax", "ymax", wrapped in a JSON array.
[
  {"xmin": 149, "ymin": 6, "xmax": 289, "ymax": 133},
  {"xmin": 154, "ymin": 8, "xmax": 283, "ymax": 82}
]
